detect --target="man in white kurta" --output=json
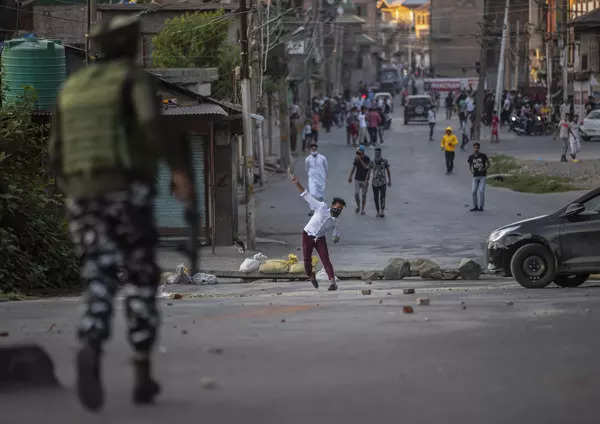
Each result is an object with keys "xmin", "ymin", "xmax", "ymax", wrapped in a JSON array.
[{"xmin": 304, "ymin": 142, "xmax": 328, "ymax": 204}]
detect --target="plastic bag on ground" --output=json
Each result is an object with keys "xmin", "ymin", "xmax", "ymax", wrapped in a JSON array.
[
  {"xmin": 259, "ymin": 259, "xmax": 291, "ymax": 274},
  {"xmin": 289, "ymin": 256, "xmax": 319, "ymax": 274},
  {"xmin": 192, "ymin": 273, "xmax": 218, "ymax": 285},
  {"xmin": 239, "ymin": 252, "xmax": 268, "ymax": 273},
  {"xmin": 166, "ymin": 264, "xmax": 191, "ymax": 284}
]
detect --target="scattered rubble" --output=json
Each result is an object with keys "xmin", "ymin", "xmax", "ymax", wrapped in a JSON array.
[
  {"xmin": 361, "ymin": 271, "xmax": 382, "ymax": 281},
  {"xmin": 403, "ymin": 288, "xmax": 415, "ymax": 295},
  {"xmin": 505, "ymin": 301, "xmax": 514, "ymax": 306},
  {"xmin": 170, "ymin": 293, "xmax": 183, "ymax": 300},
  {"xmin": 416, "ymin": 297, "xmax": 430, "ymax": 306},
  {"xmin": 410, "ymin": 258, "xmax": 440, "ymax": 278},
  {"xmin": 402, "ymin": 306, "xmax": 414, "ymax": 314},
  {"xmin": 361, "ymin": 289, "xmax": 372, "ymax": 295}
]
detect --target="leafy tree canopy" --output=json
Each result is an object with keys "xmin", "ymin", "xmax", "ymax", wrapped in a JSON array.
[{"xmin": 152, "ymin": 10, "xmax": 240, "ymax": 100}]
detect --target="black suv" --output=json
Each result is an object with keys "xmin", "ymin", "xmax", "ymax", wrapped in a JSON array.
[
  {"xmin": 488, "ymin": 187, "xmax": 600, "ymax": 288},
  {"xmin": 404, "ymin": 95, "xmax": 433, "ymax": 125}
]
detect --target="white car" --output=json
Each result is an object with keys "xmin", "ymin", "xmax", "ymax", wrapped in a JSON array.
[
  {"xmin": 374, "ymin": 92, "xmax": 394, "ymax": 112},
  {"xmin": 580, "ymin": 109, "xmax": 600, "ymax": 141}
]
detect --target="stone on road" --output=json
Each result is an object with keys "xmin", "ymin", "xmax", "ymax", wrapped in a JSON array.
[{"xmin": 383, "ymin": 258, "xmax": 411, "ymax": 280}]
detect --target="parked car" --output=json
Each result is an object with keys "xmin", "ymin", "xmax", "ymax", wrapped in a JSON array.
[
  {"xmin": 579, "ymin": 109, "xmax": 600, "ymax": 141},
  {"xmin": 379, "ymin": 67, "xmax": 401, "ymax": 94},
  {"xmin": 487, "ymin": 187, "xmax": 600, "ymax": 288},
  {"xmin": 404, "ymin": 95, "xmax": 433, "ymax": 124}
]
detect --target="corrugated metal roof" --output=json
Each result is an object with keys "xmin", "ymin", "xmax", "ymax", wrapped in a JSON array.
[{"xmin": 161, "ymin": 103, "xmax": 228, "ymax": 116}]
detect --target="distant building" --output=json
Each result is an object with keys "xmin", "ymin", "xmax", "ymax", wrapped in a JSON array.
[
  {"xmin": 377, "ymin": 0, "xmax": 430, "ymax": 70},
  {"xmin": 570, "ymin": 7, "xmax": 600, "ymax": 118}
]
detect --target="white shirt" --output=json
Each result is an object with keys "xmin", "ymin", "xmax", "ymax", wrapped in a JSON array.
[
  {"xmin": 358, "ymin": 113, "xmax": 367, "ymax": 128},
  {"xmin": 301, "ymin": 191, "xmax": 340, "ymax": 239},
  {"xmin": 466, "ymin": 97, "xmax": 475, "ymax": 112},
  {"xmin": 305, "ymin": 153, "xmax": 328, "ymax": 200},
  {"xmin": 428, "ymin": 109, "xmax": 436, "ymax": 123}
]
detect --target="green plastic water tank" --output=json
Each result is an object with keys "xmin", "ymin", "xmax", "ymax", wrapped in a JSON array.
[{"xmin": 1, "ymin": 37, "xmax": 66, "ymax": 110}]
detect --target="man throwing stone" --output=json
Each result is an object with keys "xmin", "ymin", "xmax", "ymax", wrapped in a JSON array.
[{"xmin": 291, "ymin": 176, "xmax": 346, "ymax": 291}]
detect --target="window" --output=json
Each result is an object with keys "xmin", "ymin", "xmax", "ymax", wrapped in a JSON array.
[
  {"xmin": 582, "ymin": 54, "xmax": 588, "ymax": 70},
  {"xmin": 582, "ymin": 195, "xmax": 600, "ymax": 215}
]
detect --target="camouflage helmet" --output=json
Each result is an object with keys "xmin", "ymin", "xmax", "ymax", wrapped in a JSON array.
[{"xmin": 89, "ymin": 14, "xmax": 140, "ymax": 43}]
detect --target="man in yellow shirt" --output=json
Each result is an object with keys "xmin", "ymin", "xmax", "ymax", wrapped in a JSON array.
[{"xmin": 441, "ymin": 126, "xmax": 459, "ymax": 174}]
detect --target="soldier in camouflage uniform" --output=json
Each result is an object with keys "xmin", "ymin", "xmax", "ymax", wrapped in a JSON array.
[{"xmin": 49, "ymin": 15, "xmax": 192, "ymax": 411}]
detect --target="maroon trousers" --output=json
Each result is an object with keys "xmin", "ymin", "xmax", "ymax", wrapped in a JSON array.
[{"xmin": 302, "ymin": 231, "xmax": 335, "ymax": 280}]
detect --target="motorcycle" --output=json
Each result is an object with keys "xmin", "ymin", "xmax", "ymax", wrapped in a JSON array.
[{"xmin": 510, "ymin": 114, "xmax": 552, "ymax": 136}]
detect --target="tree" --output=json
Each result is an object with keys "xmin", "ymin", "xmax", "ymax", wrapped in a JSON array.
[
  {"xmin": 152, "ymin": 10, "xmax": 241, "ymax": 100},
  {"xmin": 0, "ymin": 89, "xmax": 79, "ymax": 294}
]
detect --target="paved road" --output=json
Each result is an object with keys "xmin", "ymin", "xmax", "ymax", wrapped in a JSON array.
[
  {"xmin": 256, "ymin": 105, "xmax": 599, "ymax": 269},
  {"xmin": 3, "ymin": 278, "xmax": 600, "ymax": 423}
]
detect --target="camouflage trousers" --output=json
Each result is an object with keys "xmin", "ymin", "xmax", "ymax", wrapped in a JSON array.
[{"xmin": 66, "ymin": 183, "xmax": 160, "ymax": 353}]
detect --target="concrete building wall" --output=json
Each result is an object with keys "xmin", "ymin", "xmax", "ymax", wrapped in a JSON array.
[
  {"xmin": 32, "ymin": 5, "xmax": 86, "ymax": 46},
  {"xmin": 430, "ymin": 0, "xmax": 483, "ymax": 77}
]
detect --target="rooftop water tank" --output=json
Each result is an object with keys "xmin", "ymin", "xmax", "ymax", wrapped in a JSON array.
[{"xmin": 1, "ymin": 37, "xmax": 66, "ymax": 110}]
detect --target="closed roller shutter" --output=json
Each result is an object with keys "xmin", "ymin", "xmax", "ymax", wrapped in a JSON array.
[{"xmin": 154, "ymin": 135, "xmax": 207, "ymax": 235}]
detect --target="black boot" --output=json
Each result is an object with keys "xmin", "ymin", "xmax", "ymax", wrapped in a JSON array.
[
  {"xmin": 77, "ymin": 343, "xmax": 104, "ymax": 411},
  {"xmin": 133, "ymin": 357, "xmax": 161, "ymax": 405}
]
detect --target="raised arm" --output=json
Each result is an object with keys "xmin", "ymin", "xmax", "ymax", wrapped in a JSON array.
[{"xmin": 291, "ymin": 175, "xmax": 305, "ymax": 193}]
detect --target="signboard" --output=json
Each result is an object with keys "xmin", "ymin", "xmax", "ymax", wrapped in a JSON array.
[
  {"xmin": 287, "ymin": 40, "xmax": 305, "ymax": 55},
  {"xmin": 423, "ymin": 78, "xmax": 480, "ymax": 92}
]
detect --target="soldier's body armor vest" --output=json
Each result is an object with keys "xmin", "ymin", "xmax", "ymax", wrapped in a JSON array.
[{"xmin": 59, "ymin": 62, "xmax": 134, "ymax": 177}]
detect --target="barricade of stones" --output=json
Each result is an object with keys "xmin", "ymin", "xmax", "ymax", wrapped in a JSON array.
[{"xmin": 362, "ymin": 257, "xmax": 482, "ymax": 281}]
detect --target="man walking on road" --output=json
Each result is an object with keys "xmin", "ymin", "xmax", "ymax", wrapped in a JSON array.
[
  {"xmin": 445, "ymin": 91, "xmax": 454, "ymax": 120},
  {"xmin": 367, "ymin": 106, "xmax": 382, "ymax": 146},
  {"xmin": 49, "ymin": 16, "xmax": 193, "ymax": 411},
  {"xmin": 291, "ymin": 176, "xmax": 345, "ymax": 291},
  {"xmin": 555, "ymin": 116, "xmax": 570, "ymax": 162},
  {"xmin": 305, "ymin": 142, "xmax": 328, "ymax": 214},
  {"xmin": 358, "ymin": 106, "xmax": 368, "ymax": 146},
  {"xmin": 348, "ymin": 145, "xmax": 371, "ymax": 215},
  {"xmin": 467, "ymin": 142, "xmax": 489, "ymax": 212},
  {"xmin": 441, "ymin": 126, "xmax": 459, "ymax": 174},
  {"xmin": 346, "ymin": 106, "xmax": 358, "ymax": 146},
  {"xmin": 428, "ymin": 106, "xmax": 436, "ymax": 141},
  {"xmin": 369, "ymin": 147, "xmax": 391, "ymax": 217}
]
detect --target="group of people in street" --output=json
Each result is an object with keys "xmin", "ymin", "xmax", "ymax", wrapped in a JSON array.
[{"xmin": 301, "ymin": 93, "xmax": 392, "ymax": 151}]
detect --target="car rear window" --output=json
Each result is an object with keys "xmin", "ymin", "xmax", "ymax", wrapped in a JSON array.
[{"xmin": 408, "ymin": 98, "xmax": 431, "ymax": 106}]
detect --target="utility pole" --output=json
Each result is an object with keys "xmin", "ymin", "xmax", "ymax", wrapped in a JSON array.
[
  {"xmin": 240, "ymin": 0, "xmax": 256, "ymax": 251},
  {"xmin": 495, "ymin": 0, "xmax": 510, "ymax": 116},
  {"xmin": 474, "ymin": 1, "xmax": 489, "ymax": 141},
  {"xmin": 546, "ymin": 41, "xmax": 552, "ymax": 107},
  {"xmin": 561, "ymin": 0, "xmax": 569, "ymax": 104},
  {"xmin": 514, "ymin": 20, "xmax": 520, "ymax": 90}
]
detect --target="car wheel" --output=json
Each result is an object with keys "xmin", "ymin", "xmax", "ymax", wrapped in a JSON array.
[
  {"xmin": 554, "ymin": 273, "xmax": 589, "ymax": 288},
  {"xmin": 510, "ymin": 244, "xmax": 556, "ymax": 288}
]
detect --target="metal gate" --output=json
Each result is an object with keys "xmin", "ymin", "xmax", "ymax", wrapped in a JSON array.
[{"xmin": 154, "ymin": 134, "xmax": 207, "ymax": 235}]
